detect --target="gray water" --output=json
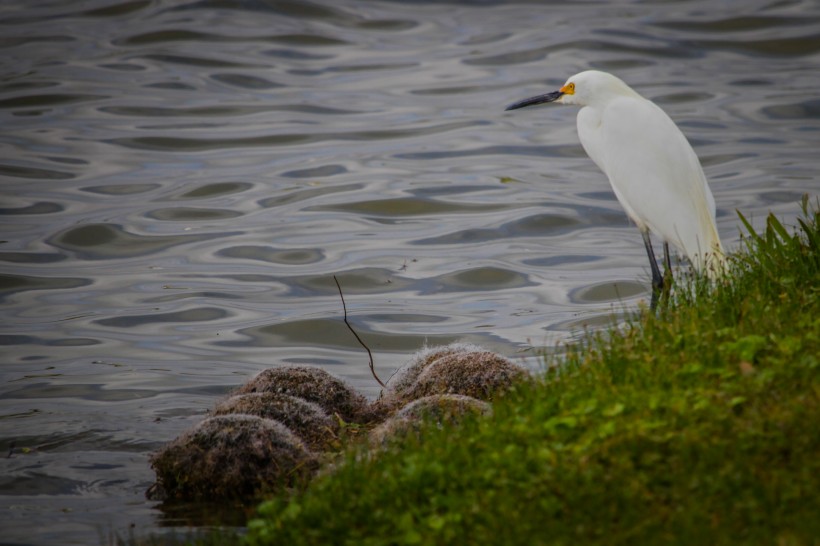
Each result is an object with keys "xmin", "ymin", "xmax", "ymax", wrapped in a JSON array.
[{"xmin": 1, "ymin": 0, "xmax": 818, "ymax": 544}]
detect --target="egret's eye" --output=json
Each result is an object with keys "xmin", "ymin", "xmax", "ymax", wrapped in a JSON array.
[{"xmin": 561, "ymin": 82, "xmax": 576, "ymax": 95}]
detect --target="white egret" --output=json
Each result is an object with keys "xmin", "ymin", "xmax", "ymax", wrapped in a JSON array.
[{"xmin": 505, "ymin": 70, "xmax": 725, "ymax": 297}]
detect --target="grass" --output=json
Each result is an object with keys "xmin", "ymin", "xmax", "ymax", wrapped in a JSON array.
[{"xmin": 140, "ymin": 198, "xmax": 819, "ymax": 546}]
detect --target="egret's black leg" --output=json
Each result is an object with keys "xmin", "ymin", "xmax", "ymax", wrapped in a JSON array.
[
  {"xmin": 662, "ymin": 242, "xmax": 673, "ymax": 289},
  {"xmin": 641, "ymin": 231, "xmax": 664, "ymax": 293},
  {"xmin": 660, "ymin": 242, "xmax": 674, "ymax": 307},
  {"xmin": 663, "ymin": 242, "xmax": 672, "ymax": 274},
  {"xmin": 642, "ymin": 231, "xmax": 664, "ymax": 311}
]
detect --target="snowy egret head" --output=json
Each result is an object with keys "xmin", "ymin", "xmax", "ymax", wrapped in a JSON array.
[{"xmin": 505, "ymin": 70, "xmax": 637, "ymax": 110}]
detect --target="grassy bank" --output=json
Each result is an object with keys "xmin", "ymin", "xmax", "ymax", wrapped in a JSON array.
[
  {"xmin": 184, "ymin": 198, "xmax": 820, "ymax": 546},
  {"xmin": 242, "ymin": 198, "xmax": 818, "ymax": 546}
]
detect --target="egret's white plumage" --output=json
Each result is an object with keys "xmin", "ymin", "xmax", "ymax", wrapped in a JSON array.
[{"xmin": 506, "ymin": 70, "xmax": 725, "ymax": 294}]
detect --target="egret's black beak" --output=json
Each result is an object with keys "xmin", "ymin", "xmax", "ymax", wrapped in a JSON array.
[{"xmin": 504, "ymin": 90, "xmax": 564, "ymax": 111}]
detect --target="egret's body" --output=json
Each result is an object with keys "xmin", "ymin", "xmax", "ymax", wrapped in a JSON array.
[{"xmin": 506, "ymin": 70, "xmax": 725, "ymax": 294}]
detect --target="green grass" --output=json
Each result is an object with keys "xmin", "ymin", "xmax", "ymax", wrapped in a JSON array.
[{"xmin": 169, "ymin": 198, "xmax": 820, "ymax": 546}]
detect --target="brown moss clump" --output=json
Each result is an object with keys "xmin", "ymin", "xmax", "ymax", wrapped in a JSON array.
[
  {"xmin": 395, "ymin": 393, "xmax": 492, "ymax": 421},
  {"xmin": 369, "ymin": 394, "xmax": 491, "ymax": 447},
  {"xmin": 233, "ymin": 366, "xmax": 371, "ymax": 422},
  {"xmin": 383, "ymin": 344, "xmax": 529, "ymax": 406},
  {"xmin": 384, "ymin": 344, "xmax": 471, "ymax": 396},
  {"xmin": 149, "ymin": 415, "xmax": 317, "ymax": 501},
  {"xmin": 148, "ymin": 347, "xmax": 529, "ymax": 502},
  {"xmin": 213, "ymin": 393, "xmax": 338, "ymax": 452}
]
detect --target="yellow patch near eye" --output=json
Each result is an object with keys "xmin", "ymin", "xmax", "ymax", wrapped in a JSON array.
[{"xmin": 561, "ymin": 82, "xmax": 575, "ymax": 95}]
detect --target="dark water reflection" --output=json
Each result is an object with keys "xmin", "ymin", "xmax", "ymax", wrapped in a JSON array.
[{"xmin": 1, "ymin": 0, "xmax": 818, "ymax": 543}]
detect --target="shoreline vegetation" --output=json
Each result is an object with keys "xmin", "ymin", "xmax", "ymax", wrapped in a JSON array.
[{"xmin": 144, "ymin": 197, "xmax": 819, "ymax": 545}]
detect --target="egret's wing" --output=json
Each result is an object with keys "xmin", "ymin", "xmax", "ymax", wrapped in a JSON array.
[
  {"xmin": 576, "ymin": 105, "xmax": 606, "ymax": 174},
  {"xmin": 591, "ymin": 96, "xmax": 720, "ymax": 268}
]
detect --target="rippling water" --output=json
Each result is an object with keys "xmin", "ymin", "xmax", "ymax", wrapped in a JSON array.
[{"xmin": 1, "ymin": 0, "xmax": 818, "ymax": 543}]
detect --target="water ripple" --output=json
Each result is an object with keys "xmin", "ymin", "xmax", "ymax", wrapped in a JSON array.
[
  {"xmin": 0, "ymin": 163, "xmax": 75, "ymax": 180},
  {"xmin": 94, "ymin": 307, "xmax": 229, "ymax": 328},
  {"xmin": 0, "ymin": 274, "xmax": 90, "ymax": 301},
  {"xmin": 217, "ymin": 245, "xmax": 324, "ymax": 265},
  {"xmin": 107, "ymin": 121, "xmax": 489, "ymax": 151},
  {"xmin": 47, "ymin": 223, "xmax": 220, "ymax": 260},
  {"xmin": 0, "ymin": 93, "xmax": 108, "ymax": 109},
  {"xmin": 0, "ymin": 201, "xmax": 64, "ymax": 214}
]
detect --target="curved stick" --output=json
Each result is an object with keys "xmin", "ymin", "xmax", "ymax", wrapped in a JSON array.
[{"xmin": 333, "ymin": 275, "xmax": 385, "ymax": 388}]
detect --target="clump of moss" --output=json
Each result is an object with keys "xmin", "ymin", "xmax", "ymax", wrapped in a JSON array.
[
  {"xmin": 383, "ymin": 344, "xmax": 529, "ymax": 406},
  {"xmin": 234, "ymin": 366, "xmax": 371, "ymax": 422},
  {"xmin": 369, "ymin": 394, "xmax": 491, "ymax": 447},
  {"xmin": 213, "ymin": 393, "xmax": 338, "ymax": 452},
  {"xmin": 395, "ymin": 393, "xmax": 492, "ymax": 421},
  {"xmin": 148, "ymin": 352, "xmax": 526, "ymax": 505},
  {"xmin": 384, "ymin": 344, "xmax": 474, "ymax": 395},
  {"xmin": 148, "ymin": 415, "xmax": 317, "ymax": 501}
]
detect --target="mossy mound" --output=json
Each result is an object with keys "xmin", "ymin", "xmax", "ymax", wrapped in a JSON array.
[
  {"xmin": 233, "ymin": 366, "xmax": 371, "ymax": 422},
  {"xmin": 370, "ymin": 394, "xmax": 491, "ymax": 447},
  {"xmin": 383, "ymin": 344, "xmax": 529, "ymax": 406},
  {"xmin": 385, "ymin": 344, "xmax": 476, "ymax": 395},
  {"xmin": 213, "ymin": 392, "xmax": 338, "ymax": 452},
  {"xmin": 149, "ymin": 415, "xmax": 317, "ymax": 501},
  {"xmin": 395, "ymin": 393, "xmax": 492, "ymax": 421},
  {"xmin": 149, "ymin": 351, "xmax": 526, "ymax": 502}
]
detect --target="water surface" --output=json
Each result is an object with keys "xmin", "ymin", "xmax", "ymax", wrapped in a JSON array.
[{"xmin": 1, "ymin": 0, "xmax": 818, "ymax": 543}]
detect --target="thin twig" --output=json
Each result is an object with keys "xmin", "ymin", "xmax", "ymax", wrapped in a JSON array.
[{"xmin": 333, "ymin": 275, "xmax": 385, "ymax": 388}]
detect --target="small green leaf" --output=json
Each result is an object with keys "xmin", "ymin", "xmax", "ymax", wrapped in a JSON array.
[
  {"xmin": 603, "ymin": 403, "xmax": 625, "ymax": 417},
  {"xmin": 543, "ymin": 415, "xmax": 578, "ymax": 431}
]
